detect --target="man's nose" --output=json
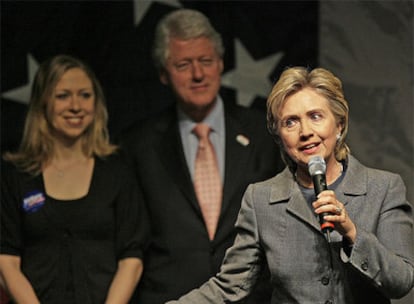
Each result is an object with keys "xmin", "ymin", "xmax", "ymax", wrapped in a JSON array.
[{"xmin": 191, "ymin": 62, "xmax": 204, "ymax": 80}]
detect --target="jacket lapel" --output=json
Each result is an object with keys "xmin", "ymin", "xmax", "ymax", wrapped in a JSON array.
[
  {"xmin": 221, "ymin": 109, "xmax": 255, "ymax": 216},
  {"xmin": 336, "ymin": 155, "xmax": 368, "ymax": 207},
  {"xmin": 270, "ymin": 168, "xmax": 321, "ymax": 232},
  {"xmin": 155, "ymin": 111, "xmax": 201, "ymax": 212},
  {"xmin": 269, "ymin": 156, "xmax": 369, "ymax": 234}
]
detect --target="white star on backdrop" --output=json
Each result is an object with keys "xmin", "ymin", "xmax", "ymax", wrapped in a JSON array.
[
  {"xmin": 1, "ymin": 54, "xmax": 39, "ymax": 104},
  {"xmin": 221, "ymin": 39, "xmax": 283, "ymax": 107},
  {"xmin": 133, "ymin": 0, "xmax": 182, "ymax": 25},
  {"xmin": 3, "ymin": 9, "xmax": 283, "ymax": 109}
]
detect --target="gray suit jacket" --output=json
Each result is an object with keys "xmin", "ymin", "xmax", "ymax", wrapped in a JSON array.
[{"xmin": 168, "ymin": 155, "xmax": 414, "ymax": 304}]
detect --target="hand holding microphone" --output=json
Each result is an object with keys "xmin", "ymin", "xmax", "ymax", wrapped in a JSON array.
[
  {"xmin": 308, "ymin": 156, "xmax": 335, "ymax": 240},
  {"xmin": 308, "ymin": 156, "xmax": 357, "ymax": 244}
]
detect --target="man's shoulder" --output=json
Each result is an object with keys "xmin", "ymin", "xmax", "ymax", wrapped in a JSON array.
[
  {"xmin": 120, "ymin": 106, "xmax": 176, "ymax": 141},
  {"xmin": 224, "ymin": 103, "xmax": 271, "ymax": 140},
  {"xmin": 225, "ymin": 102, "xmax": 267, "ymax": 121}
]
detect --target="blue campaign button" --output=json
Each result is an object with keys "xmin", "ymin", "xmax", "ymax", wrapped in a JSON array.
[{"xmin": 22, "ymin": 190, "xmax": 46, "ymax": 213}]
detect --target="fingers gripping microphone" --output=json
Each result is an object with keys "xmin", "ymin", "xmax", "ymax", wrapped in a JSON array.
[{"xmin": 308, "ymin": 156, "xmax": 334, "ymax": 240}]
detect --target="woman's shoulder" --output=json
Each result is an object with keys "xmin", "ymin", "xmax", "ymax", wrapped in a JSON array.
[
  {"xmin": 1, "ymin": 159, "xmax": 42, "ymax": 199},
  {"xmin": 1, "ymin": 159, "xmax": 32, "ymax": 180},
  {"xmin": 94, "ymin": 153, "xmax": 135, "ymax": 178},
  {"xmin": 252, "ymin": 167, "xmax": 291, "ymax": 186},
  {"xmin": 246, "ymin": 167, "xmax": 293, "ymax": 199},
  {"xmin": 348, "ymin": 155, "xmax": 402, "ymax": 181},
  {"xmin": 344, "ymin": 155, "xmax": 407, "ymax": 198}
]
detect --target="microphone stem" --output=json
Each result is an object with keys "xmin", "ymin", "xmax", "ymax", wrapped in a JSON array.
[{"xmin": 324, "ymin": 230, "xmax": 331, "ymax": 243}]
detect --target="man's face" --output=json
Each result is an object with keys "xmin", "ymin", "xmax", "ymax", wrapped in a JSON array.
[{"xmin": 161, "ymin": 36, "xmax": 223, "ymax": 120}]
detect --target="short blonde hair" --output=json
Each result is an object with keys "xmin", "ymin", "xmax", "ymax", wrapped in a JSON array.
[
  {"xmin": 267, "ymin": 67, "xmax": 350, "ymax": 170},
  {"xmin": 3, "ymin": 55, "xmax": 117, "ymax": 174}
]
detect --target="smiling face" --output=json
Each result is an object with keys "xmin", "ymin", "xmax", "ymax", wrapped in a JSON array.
[
  {"xmin": 278, "ymin": 87, "xmax": 343, "ymax": 171},
  {"xmin": 160, "ymin": 36, "xmax": 223, "ymax": 121},
  {"xmin": 49, "ymin": 68, "xmax": 95, "ymax": 142}
]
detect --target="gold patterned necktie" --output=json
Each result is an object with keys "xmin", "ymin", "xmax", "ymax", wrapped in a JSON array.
[{"xmin": 193, "ymin": 123, "xmax": 222, "ymax": 240}]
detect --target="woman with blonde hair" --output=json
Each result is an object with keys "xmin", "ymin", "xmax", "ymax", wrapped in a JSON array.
[{"xmin": 0, "ymin": 55, "xmax": 148, "ymax": 303}]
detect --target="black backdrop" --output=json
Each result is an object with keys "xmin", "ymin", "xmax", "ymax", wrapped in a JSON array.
[{"xmin": 1, "ymin": 0, "xmax": 318, "ymax": 152}]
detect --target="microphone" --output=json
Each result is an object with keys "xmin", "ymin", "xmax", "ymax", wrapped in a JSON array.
[{"xmin": 308, "ymin": 156, "xmax": 334, "ymax": 241}]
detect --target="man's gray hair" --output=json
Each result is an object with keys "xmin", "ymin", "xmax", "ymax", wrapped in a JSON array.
[{"xmin": 152, "ymin": 9, "xmax": 224, "ymax": 71}]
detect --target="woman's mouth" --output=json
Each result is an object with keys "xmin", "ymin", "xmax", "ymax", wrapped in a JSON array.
[
  {"xmin": 65, "ymin": 116, "xmax": 83, "ymax": 126},
  {"xmin": 300, "ymin": 143, "xmax": 319, "ymax": 154}
]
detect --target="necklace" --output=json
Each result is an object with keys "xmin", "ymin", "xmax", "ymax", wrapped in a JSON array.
[
  {"xmin": 51, "ymin": 163, "xmax": 65, "ymax": 177},
  {"xmin": 50, "ymin": 158, "xmax": 90, "ymax": 178},
  {"xmin": 56, "ymin": 169, "xmax": 64, "ymax": 178}
]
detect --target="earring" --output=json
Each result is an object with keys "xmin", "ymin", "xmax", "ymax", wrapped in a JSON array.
[{"xmin": 336, "ymin": 133, "xmax": 341, "ymax": 141}]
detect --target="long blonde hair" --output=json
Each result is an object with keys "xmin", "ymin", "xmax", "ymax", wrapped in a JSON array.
[
  {"xmin": 267, "ymin": 67, "xmax": 350, "ymax": 172},
  {"xmin": 3, "ymin": 55, "xmax": 117, "ymax": 175}
]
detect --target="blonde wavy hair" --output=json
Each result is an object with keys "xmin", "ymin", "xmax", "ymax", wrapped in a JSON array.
[
  {"xmin": 3, "ymin": 55, "xmax": 117, "ymax": 175},
  {"xmin": 267, "ymin": 67, "xmax": 350, "ymax": 172}
]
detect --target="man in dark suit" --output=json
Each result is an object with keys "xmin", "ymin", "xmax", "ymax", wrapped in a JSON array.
[{"xmin": 121, "ymin": 9, "xmax": 283, "ymax": 304}]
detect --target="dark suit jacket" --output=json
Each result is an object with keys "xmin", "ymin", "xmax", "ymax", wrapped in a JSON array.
[{"xmin": 120, "ymin": 101, "xmax": 283, "ymax": 304}]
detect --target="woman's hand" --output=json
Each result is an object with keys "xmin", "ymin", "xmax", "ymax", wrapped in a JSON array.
[
  {"xmin": 312, "ymin": 190, "xmax": 357, "ymax": 244},
  {"xmin": 0, "ymin": 254, "xmax": 40, "ymax": 304},
  {"xmin": 105, "ymin": 257, "xmax": 143, "ymax": 304}
]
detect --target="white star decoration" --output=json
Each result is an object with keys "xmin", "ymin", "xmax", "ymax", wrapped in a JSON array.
[
  {"xmin": 222, "ymin": 39, "xmax": 283, "ymax": 107},
  {"xmin": 133, "ymin": 0, "xmax": 182, "ymax": 25},
  {"xmin": 1, "ymin": 54, "xmax": 39, "ymax": 105},
  {"xmin": 3, "ymin": 15, "xmax": 283, "ymax": 110}
]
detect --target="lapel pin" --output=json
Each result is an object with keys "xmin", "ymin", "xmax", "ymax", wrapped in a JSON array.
[{"xmin": 236, "ymin": 134, "xmax": 250, "ymax": 147}]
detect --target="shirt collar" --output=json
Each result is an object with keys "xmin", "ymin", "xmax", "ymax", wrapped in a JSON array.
[{"xmin": 177, "ymin": 96, "xmax": 224, "ymax": 136}]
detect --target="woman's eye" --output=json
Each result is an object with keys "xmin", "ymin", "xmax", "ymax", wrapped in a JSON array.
[
  {"xmin": 56, "ymin": 93, "xmax": 69, "ymax": 100},
  {"xmin": 283, "ymin": 118, "xmax": 297, "ymax": 128},
  {"xmin": 81, "ymin": 92, "xmax": 93, "ymax": 99},
  {"xmin": 311, "ymin": 112, "xmax": 322, "ymax": 120}
]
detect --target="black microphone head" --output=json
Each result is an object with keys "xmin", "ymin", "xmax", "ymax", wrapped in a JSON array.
[{"xmin": 308, "ymin": 155, "xmax": 326, "ymax": 176}]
